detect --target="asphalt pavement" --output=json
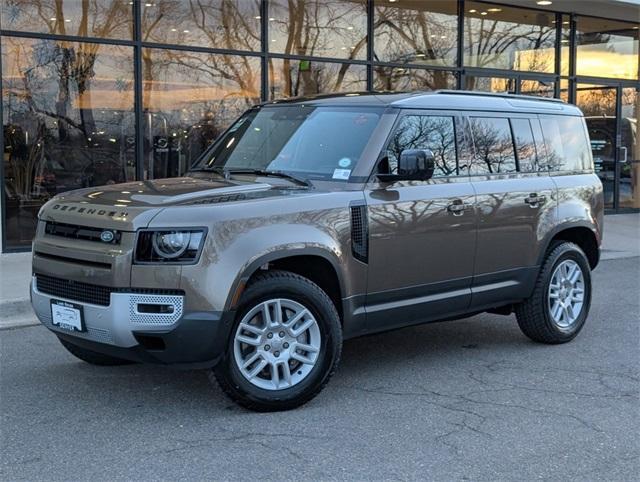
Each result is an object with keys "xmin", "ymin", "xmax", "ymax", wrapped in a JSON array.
[{"xmin": 1, "ymin": 257, "xmax": 638, "ymax": 481}]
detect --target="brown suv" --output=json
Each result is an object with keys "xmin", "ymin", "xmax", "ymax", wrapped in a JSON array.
[{"xmin": 31, "ymin": 91, "xmax": 603, "ymax": 411}]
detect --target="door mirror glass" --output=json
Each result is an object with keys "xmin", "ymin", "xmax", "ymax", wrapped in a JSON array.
[
  {"xmin": 399, "ymin": 149, "xmax": 435, "ymax": 180},
  {"xmin": 378, "ymin": 149, "xmax": 435, "ymax": 182}
]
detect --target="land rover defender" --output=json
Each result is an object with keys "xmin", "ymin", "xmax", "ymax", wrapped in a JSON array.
[{"xmin": 31, "ymin": 91, "xmax": 603, "ymax": 411}]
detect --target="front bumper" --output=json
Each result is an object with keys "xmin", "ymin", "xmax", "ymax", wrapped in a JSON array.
[{"xmin": 31, "ymin": 277, "xmax": 234, "ymax": 368}]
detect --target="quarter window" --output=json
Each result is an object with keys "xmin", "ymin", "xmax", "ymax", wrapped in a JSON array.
[
  {"xmin": 539, "ymin": 116, "xmax": 592, "ymax": 171},
  {"xmin": 469, "ymin": 117, "xmax": 517, "ymax": 174},
  {"xmin": 387, "ymin": 115, "xmax": 458, "ymax": 177},
  {"xmin": 510, "ymin": 118, "xmax": 538, "ymax": 172}
]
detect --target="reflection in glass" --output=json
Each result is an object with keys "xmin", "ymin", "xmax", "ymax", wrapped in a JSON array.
[
  {"xmin": 510, "ymin": 118, "xmax": 538, "ymax": 172},
  {"xmin": 464, "ymin": 2, "xmax": 556, "ymax": 72},
  {"xmin": 268, "ymin": 0, "xmax": 367, "ymax": 60},
  {"xmin": 620, "ymin": 88, "xmax": 639, "ymax": 208},
  {"xmin": 374, "ymin": 67, "xmax": 456, "ymax": 91},
  {"xmin": 464, "ymin": 75, "xmax": 515, "ymax": 93},
  {"xmin": 387, "ymin": 116, "xmax": 458, "ymax": 177},
  {"xmin": 268, "ymin": 58, "xmax": 366, "ymax": 99},
  {"xmin": 539, "ymin": 115, "xmax": 591, "ymax": 172},
  {"xmin": 142, "ymin": 0, "xmax": 260, "ymax": 51},
  {"xmin": 142, "ymin": 49, "xmax": 260, "ymax": 179},
  {"xmin": 520, "ymin": 79, "xmax": 555, "ymax": 97},
  {"xmin": 2, "ymin": 37, "xmax": 135, "ymax": 248},
  {"xmin": 560, "ymin": 15, "xmax": 571, "ymax": 76},
  {"xmin": 468, "ymin": 117, "xmax": 517, "ymax": 174},
  {"xmin": 1, "ymin": 0, "xmax": 133, "ymax": 39},
  {"xmin": 374, "ymin": 0, "xmax": 457, "ymax": 66},
  {"xmin": 194, "ymin": 106, "xmax": 383, "ymax": 181},
  {"xmin": 579, "ymin": 84, "xmax": 617, "ymax": 208},
  {"xmin": 576, "ymin": 17, "xmax": 639, "ymax": 80}
]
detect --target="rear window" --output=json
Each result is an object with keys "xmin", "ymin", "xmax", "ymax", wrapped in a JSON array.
[{"xmin": 539, "ymin": 115, "xmax": 592, "ymax": 171}]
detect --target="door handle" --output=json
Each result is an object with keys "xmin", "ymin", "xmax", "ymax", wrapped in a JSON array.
[
  {"xmin": 447, "ymin": 200, "xmax": 470, "ymax": 216},
  {"xmin": 620, "ymin": 146, "xmax": 628, "ymax": 163},
  {"xmin": 524, "ymin": 193, "xmax": 546, "ymax": 208}
]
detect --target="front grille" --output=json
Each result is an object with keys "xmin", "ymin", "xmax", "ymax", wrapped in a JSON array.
[
  {"xmin": 45, "ymin": 221, "xmax": 121, "ymax": 244},
  {"xmin": 37, "ymin": 274, "xmax": 113, "ymax": 306},
  {"xmin": 35, "ymin": 274, "xmax": 183, "ymax": 307}
]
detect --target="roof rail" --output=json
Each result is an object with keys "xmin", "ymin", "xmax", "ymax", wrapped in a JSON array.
[{"xmin": 432, "ymin": 89, "xmax": 566, "ymax": 104}]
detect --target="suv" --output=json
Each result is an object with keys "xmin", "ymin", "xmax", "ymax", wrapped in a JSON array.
[{"xmin": 31, "ymin": 91, "xmax": 603, "ymax": 411}]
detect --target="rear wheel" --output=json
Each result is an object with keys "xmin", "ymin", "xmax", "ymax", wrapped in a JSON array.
[
  {"xmin": 58, "ymin": 337, "xmax": 134, "ymax": 366},
  {"xmin": 212, "ymin": 270, "xmax": 342, "ymax": 412},
  {"xmin": 515, "ymin": 242, "xmax": 592, "ymax": 344}
]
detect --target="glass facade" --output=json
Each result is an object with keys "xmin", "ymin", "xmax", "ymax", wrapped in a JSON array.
[{"xmin": 1, "ymin": 0, "xmax": 640, "ymax": 250}]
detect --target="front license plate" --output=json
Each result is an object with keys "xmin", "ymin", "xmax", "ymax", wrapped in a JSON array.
[{"xmin": 51, "ymin": 299, "xmax": 85, "ymax": 332}]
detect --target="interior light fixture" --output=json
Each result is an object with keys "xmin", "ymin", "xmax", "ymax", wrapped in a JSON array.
[
  {"xmin": 536, "ymin": 1, "xmax": 553, "ymax": 5},
  {"xmin": 468, "ymin": 9, "xmax": 477, "ymax": 13},
  {"xmin": 480, "ymin": 11, "xmax": 488, "ymax": 16},
  {"xmin": 487, "ymin": 8, "xmax": 502, "ymax": 12}
]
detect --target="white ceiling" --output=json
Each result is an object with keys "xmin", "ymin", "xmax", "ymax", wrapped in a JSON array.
[{"xmin": 486, "ymin": 0, "xmax": 640, "ymax": 22}]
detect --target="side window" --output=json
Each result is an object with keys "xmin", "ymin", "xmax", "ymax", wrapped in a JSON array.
[
  {"xmin": 510, "ymin": 118, "xmax": 538, "ymax": 172},
  {"xmin": 386, "ymin": 115, "xmax": 458, "ymax": 177},
  {"xmin": 539, "ymin": 115, "xmax": 591, "ymax": 172},
  {"xmin": 469, "ymin": 117, "xmax": 517, "ymax": 174}
]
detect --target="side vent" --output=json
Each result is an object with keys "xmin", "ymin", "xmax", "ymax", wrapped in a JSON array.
[{"xmin": 350, "ymin": 204, "xmax": 369, "ymax": 263}]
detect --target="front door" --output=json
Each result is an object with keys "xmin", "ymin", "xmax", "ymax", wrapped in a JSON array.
[
  {"xmin": 364, "ymin": 112, "xmax": 477, "ymax": 333},
  {"xmin": 577, "ymin": 84, "xmax": 639, "ymax": 211}
]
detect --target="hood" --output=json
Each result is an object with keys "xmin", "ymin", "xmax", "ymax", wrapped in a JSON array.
[
  {"xmin": 38, "ymin": 176, "xmax": 300, "ymax": 231},
  {"xmin": 53, "ymin": 177, "xmax": 276, "ymax": 207}
]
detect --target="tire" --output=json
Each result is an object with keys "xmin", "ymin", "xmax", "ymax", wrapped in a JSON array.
[
  {"xmin": 58, "ymin": 337, "xmax": 135, "ymax": 366},
  {"xmin": 212, "ymin": 270, "xmax": 342, "ymax": 412},
  {"xmin": 515, "ymin": 241, "xmax": 592, "ymax": 344}
]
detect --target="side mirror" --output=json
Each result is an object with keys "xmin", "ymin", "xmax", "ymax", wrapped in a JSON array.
[{"xmin": 377, "ymin": 149, "xmax": 435, "ymax": 183}]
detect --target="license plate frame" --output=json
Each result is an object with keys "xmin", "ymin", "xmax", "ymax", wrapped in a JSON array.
[{"xmin": 50, "ymin": 299, "xmax": 85, "ymax": 332}]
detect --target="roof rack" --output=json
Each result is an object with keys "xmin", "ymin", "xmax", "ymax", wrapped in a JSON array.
[{"xmin": 431, "ymin": 89, "xmax": 566, "ymax": 104}]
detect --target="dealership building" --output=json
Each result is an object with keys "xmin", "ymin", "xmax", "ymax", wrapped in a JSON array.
[{"xmin": 1, "ymin": 0, "xmax": 639, "ymax": 252}]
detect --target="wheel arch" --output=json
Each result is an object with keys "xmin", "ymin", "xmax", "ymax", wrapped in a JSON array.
[
  {"xmin": 538, "ymin": 222, "xmax": 600, "ymax": 269},
  {"xmin": 225, "ymin": 248, "xmax": 346, "ymax": 319}
]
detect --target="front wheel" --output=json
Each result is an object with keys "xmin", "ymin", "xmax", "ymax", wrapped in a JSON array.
[
  {"xmin": 212, "ymin": 270, "xmax": 342, "ymax": 412},
  {"xmin": 515, "ymin": 241, "xmax": 592, "ymax": 344}
]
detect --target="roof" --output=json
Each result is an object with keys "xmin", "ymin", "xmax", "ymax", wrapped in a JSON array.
[{"xmin": 263, "ymin": 90, "xmax": 583, "ymax": 116}]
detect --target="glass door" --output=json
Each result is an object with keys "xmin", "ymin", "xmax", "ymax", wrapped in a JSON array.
[
  {"xmin": 576, "ymin": 84, "xmax": 618, "ymax": 210},
  {"xmin": 620, "ymin": 88, "xmax": 639, "ymax": 210}
]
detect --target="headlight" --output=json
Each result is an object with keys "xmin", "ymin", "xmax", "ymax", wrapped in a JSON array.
[{"xmin": 135, "ymin": 229, "xmax": 206, "ymax": 264}]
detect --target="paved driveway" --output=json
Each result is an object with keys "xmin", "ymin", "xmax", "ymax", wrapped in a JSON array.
[{"xmin": 1, "ymin": 257, "xmax": 638, "ymax": 481}]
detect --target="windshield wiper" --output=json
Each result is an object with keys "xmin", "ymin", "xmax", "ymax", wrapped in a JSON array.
[{"xmin": 225, "ymin": 169, "xmax": 311, "ymax": 187}]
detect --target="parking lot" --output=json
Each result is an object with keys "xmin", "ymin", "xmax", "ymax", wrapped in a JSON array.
[{"xmin": 1, "ymin": 256, "xmax": 638, "ymax": 481}]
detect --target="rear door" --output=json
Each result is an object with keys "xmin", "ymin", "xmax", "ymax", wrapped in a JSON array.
[
  {"xmin": 364, "ymin": 111, "xmax": 477, "ymax": 332},
  {"xmin": 468, "ymin": 114, "xmax": 557, "ymax": 309}
]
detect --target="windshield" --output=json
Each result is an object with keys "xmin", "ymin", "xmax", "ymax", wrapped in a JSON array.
[{"xmin": 191, "ymin": 105, "xmax": 384, "ymax": 182}]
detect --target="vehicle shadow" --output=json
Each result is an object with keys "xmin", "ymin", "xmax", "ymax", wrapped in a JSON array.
[{"xmin": 32, "ymin": 312, "xmax": 531, "ymax": 414}]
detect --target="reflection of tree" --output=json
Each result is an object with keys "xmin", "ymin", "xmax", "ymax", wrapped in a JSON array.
[
  {"xmin": 143, "ymin": 49, "xmax": 260, "ymax": 176},
  {"xmin": 373, "ymin": 66, "xmax": 454, "ymax": 92},
  {"xmin": 577, "ymin": 88, "xmax": 616, "ymax": 117},
  {"xmin": 2, "ymin": 0, "xmax": 131, "ymax": 38},
  {"xmin": 464, "ymin": 10, "xmax": 555, "ymax": 74},
  {"xmin": 387, "ymin": 116, "xmax": 457, "ymax": 176},
  {"xmin": 268, "ymin": 1, "xmax": 366, "ymax": 97},
  {"xmin": 469, "ymin": 118, "xmax": 516, "ymax": 174},
  {"xmin": 374, "ymin": 2, "xmax": 457, "ymax": 66},
  {"xmin": 3, "ymin": 3, "xmax": 134, "ymax": 208},
  {"xmin": 142, "ymin": 0, "xmax": 260, "ymax": 51}
]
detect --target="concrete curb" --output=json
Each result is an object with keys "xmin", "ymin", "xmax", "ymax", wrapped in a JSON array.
[{"xmin": 0, "ymin": 299, "xmax": 40, "ymax": 330}]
